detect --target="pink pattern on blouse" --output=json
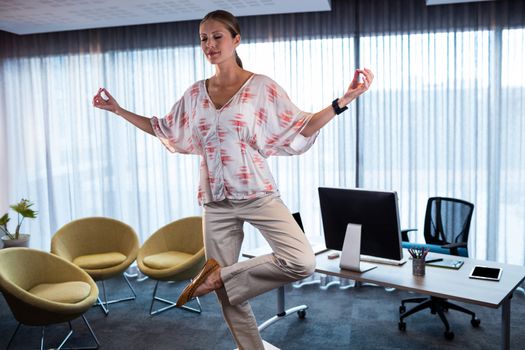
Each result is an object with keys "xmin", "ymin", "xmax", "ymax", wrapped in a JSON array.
[{"xmin": 151, "ymin": 74, "xmax": 319, "ymax": 205}]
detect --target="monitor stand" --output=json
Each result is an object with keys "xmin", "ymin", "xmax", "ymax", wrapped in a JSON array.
[{"xmin": 339, "ymin": 223, "xmax": 377, "ymax": 273}]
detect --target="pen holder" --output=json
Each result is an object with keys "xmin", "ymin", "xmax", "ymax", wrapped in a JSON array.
[{"xmin": 412, "ymin": 258, "xmax": 425, "ymax": 276}]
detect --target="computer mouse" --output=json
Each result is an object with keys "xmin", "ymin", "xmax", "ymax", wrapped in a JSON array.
[{"xmin": 327, "ymin": 252, "xmax": 340, "ymax": 259}]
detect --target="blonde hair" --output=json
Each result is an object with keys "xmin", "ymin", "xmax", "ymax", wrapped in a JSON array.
[{"xmin": 201, "ymin": 10, "xmax": 243, "ymax": 68}]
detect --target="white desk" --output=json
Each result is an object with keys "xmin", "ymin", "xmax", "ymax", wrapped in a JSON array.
[{"xmin": 315, "ymin": 250, "xmax": 525, "ymax": 350}]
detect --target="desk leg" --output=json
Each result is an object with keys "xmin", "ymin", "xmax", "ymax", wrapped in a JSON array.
[
  {"xmin": 501, "ymin": 294, "xmax": 511, "ymax": 350},
  {"xmin": 258, "ymin": 286, "xmax": 308, "ymax": 332}
]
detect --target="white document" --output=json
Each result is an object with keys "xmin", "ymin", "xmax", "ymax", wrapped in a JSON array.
[{"xmin": 339, "ymin": 223, "xmax": 377, "ymax": 273}]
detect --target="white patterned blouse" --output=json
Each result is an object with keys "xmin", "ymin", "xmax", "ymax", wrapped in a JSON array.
[{"xmin": 151, "ymin": 74, "xmax": 319, "ymax": 205}]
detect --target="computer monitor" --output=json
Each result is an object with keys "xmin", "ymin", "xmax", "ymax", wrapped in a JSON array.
[{"xmin": 318, "ymin": 187, "xmax": 403, "ymax": 262}]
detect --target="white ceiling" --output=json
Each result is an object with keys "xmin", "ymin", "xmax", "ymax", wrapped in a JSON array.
[
  {"xmin": 0, "ymin": 0, "xmax": 332, "ymax": 35},
  {"xmin": 426, "ymin": 0, "xmax": 493, "ymax": 5}
]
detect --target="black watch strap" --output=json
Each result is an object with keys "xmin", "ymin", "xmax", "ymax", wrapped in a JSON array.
[{"xmin": 332, "ymin": 98, "xmax": 348, "ymax": 115}]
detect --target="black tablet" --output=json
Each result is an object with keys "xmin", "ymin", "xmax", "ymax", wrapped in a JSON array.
[{"xmin": 469, "ymin": 265, "xmax": 502, "ymax": 281}]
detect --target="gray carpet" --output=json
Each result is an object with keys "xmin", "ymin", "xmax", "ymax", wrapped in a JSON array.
[{"xmin": 1, "ymin": 275, "xmax": 524, "ymax": 349}]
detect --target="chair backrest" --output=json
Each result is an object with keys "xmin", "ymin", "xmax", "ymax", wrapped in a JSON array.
[
  {"xmin": 51, "ymin": 217, "xmax": 139, "ymax": 260},
  {"xmin": 0, "ymin": 248, "xmax": 98, "ymax": 325},
  {"xmin": 424, "ymin": 197, "xmax": 474, "ymax": 248},
  {"xmin": 140, "ymin": 216, "xmax": 203, "ymax": 256},
  {"xmin": 292, "ymin": 212, "xmax": 305, "ymax": 233}
]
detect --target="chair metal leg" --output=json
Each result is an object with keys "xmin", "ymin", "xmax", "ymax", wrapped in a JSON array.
[
  {"xmin": 401, "ymin": 297, "xmax": 428, "ymax": 306},
  {"xmin": 40, "ymin": 326, "xmax": 45, "ymax": 350},
  {"xmin": 55, "ymin": 323, "xmax": 74, "ymax": 350},
  {"xmin": 123, "ymin": 273, "xmax": 137, "ymax": 297},
  {"xmin": 7, "ymin": 316, "xmax": 99, "ymax": 350},
  {"xmin": 399, "ymin": 296, "xmax": 478, "ymax": 339},
  {"xmin": 444, "ymin": 300, "xmax": 476, "ymax": 317},
  {"xmin": 6, "ymin": 322, "xmax": 21, "ymax": 349},
  {"xmin": 95, "ymin": 274, "xmax": 137, "ymax": 315},
  {"xmin": 400, "ymin": 299, "xmax": 433, "ymax": 321},
  {"xmin": 97, "ymin": 280, "xmax": 109, "ymax": 315},
  {"xmin": 82, "ymin": 314, "xmax": 101, "ymax": 348},
  {"xmin": 435, "ymin": 302, "xmax": 454, "ymax": 340},
  {"xmin": 149, "ymin": 280, "xmax": 202, "ymax": 316},
  {"xmin": 52, "ymin": 316, "xmax": 100, "ymax": 349},
  {"xmin": 149, "ymin": 280, "xmax": 161, "ymax": 314},
  {"xmin": 435, "ymin": 302, "xmax": 451, "ymax": 332}
]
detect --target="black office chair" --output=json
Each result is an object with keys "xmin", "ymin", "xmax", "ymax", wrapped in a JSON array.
[{"xmin": 398, "ymin": 197, "xmax": 480, "ymax": 340}]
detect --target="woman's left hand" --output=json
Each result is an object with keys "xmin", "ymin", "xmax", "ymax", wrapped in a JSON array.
[{"xmin": 341, "ymin": 68, "xmax": 374, "ymax": 105}]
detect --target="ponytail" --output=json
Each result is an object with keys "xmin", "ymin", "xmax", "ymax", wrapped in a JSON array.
[{"xmin": 235, "ymin": 51, "xmax": 243, "ymax": 68}]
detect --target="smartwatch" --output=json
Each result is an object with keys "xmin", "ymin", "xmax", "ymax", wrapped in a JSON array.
[{"xmin": 332, "ymin": 98, "xmax": 348, "ymax": 115}]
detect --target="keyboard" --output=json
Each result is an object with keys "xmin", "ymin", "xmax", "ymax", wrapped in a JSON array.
[{"xmin": 361, "ymin": 254, "xmax": 408, "ymax": 266}]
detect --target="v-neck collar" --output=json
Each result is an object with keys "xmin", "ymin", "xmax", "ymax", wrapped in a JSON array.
[{"xmin": 204, "ymin": 73, "xmax": 256, "ymax": 112}]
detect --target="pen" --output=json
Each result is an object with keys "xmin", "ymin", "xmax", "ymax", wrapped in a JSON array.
[
  {"xmin": 408, "ymin": 247, "xmax": 429, "ymax": 259},
  {"xmin": 425, "ymin": 258, "xmax": 443, "ymax": 264}
]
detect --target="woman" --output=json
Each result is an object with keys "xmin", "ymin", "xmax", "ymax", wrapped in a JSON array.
[{"xmin": 93, "ymin": 10, "xmax": 373, "ymax": 350}]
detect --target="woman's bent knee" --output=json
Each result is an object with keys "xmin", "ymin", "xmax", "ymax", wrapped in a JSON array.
[
  {"xmin": 300, "ymin": 253, "xmax": 316, "ymax": 277},
  {"xmin": 283, "ymin": 252, "xmax": 316, "ymax": 279}
]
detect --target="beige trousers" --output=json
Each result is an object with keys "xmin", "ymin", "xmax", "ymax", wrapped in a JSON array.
[{"xmin": 203, "ymin": 195, "xmax": 316, "ymax": 350}]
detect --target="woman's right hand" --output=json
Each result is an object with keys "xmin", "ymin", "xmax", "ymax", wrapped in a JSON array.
[{"xmin": 92, "ymin": 87, "xmax": 120, "ymax": 113}]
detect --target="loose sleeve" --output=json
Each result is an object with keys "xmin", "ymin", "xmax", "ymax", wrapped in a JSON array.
[
  {"xmin": 252, "ymin": 80, "xmax": 319, "ymax": 157},
  {"xmin": 150, "ymin": 94, "xmax": 199, "ymax": 155}
]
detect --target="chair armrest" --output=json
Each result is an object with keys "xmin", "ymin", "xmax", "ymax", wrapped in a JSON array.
[
  {"xmin": 441, "ymin": 242, "xmax": 467, "ymax": 256},
  {"xmin": 401, "ymin": 228, "xmax": 417, "ymax": 242},
  {"xmin": 441, "ymin": 242, "xmax": 467, "ymax": 249}
]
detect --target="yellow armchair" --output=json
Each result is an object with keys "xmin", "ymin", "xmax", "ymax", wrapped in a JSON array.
[
  {"xmin": 0, "ymin": 248, "xmax": 99, "ymax": 349},
  {"xmin": 51, "ymin": 217, "xmax": 139, "ymax": 315},
  {"xmin": 137, "ymin": 216, "xmax": 205, "ymax": 315}
]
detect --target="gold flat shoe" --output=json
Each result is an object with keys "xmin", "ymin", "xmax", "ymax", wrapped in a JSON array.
[{"xmin": 176, "ymin": 258, "xmax": 220, "ymax": 307}]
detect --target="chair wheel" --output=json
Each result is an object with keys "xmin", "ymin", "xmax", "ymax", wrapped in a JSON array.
[
  {"xmin": 471, "ymin": 318, "xmax": 481, "ymax": 327},
  {"xmin": 398, "ymin": 321, "xmax": 406, "ymax": 331},
  {"xmin": 399, "ymin": 305, "xmax": 406, "ymax": 314},
  {"xmin": 444, "ymin": 331, "xmax": 455, "ymax": 340},
  {"xmin": 297, "ymin": 310, "xmax": 306, "ymax": 319}
]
